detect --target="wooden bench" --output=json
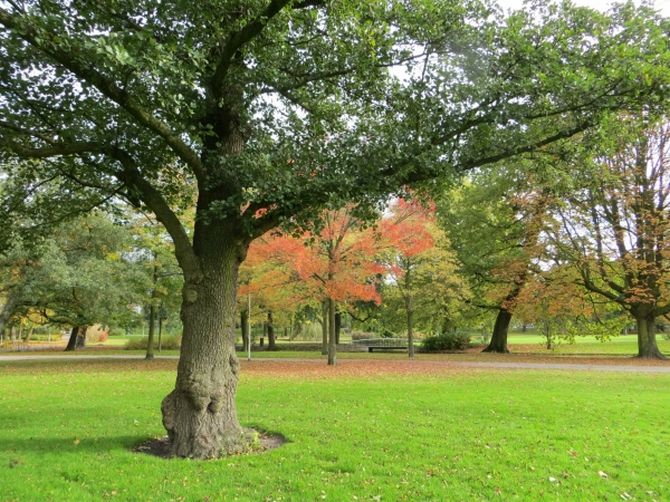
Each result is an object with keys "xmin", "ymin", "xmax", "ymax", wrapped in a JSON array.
[{"xmin": 352, "ymin": 338, "xmax": 408, "ymax": 352}]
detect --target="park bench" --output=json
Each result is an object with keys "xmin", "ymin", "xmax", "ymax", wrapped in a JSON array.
[{"xmin": 352, "ymin": 338, "xmax": 408, "ymax": 352}]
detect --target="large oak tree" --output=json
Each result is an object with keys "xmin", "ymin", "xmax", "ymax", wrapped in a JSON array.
[{"xmin": 1, "ymin": 1, "xmax": 669, "ymax": 457}]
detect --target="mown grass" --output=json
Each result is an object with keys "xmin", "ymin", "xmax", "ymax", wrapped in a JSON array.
[{"xmin": 0, "ymin": 359, "xmax": 669, "ymax": 501}]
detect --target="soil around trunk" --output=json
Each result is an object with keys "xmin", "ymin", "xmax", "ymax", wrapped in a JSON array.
[{"xmin": 133, "ymin": 428, "xmax": 287, "ymax": 459}]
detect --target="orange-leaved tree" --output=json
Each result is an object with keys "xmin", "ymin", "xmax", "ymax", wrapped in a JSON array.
[
  {"xmin": 242, "ymin": 207, "xmax": 381, "ymax": 364},
  {"xmin": 380, "ymin": 199, "xmax": 465, "ymax": 357}
]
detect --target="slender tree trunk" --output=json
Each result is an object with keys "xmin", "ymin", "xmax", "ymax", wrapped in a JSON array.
[
  {"xmin": 240, "ymin": 308, "xmax": 249, "ymax": 352},
  {"xmin": 483, "ymin": 309, "xmax": 512, "ymax": 353},
  {"xmin": 635, "ymin": 314, "xmax": 665, "ymax": 359},
  {"xmin": 334, "ymin": 311, "xmax": 341, "ymax": 345},
  {"xmin": 543, "ymin": 322, "xmax": 553, "ymax": 350},
  {"xmin": 146, "ymin": 262, "xmax": 159, "ymax": 360},
  {"xmin": 321, "ymin": 300, "xmax": 328, "ymax": 355},
  {"xmin": 146, "ymin": 303, "xmax": 157, "ymax": 360},
  {"xmin": 161, "ymin": 240, "xmax": 247, "ymax": 458},
  {"xmin": 266, "ymin": 311, "xmax": 276, "ymax": 350},
  {"xmin": 405, "ymin": 295, "xmax": 415, "ymax": 359},
  {"xmin": 327, "ymin": 298, "xmax": 336, "ymax": 365},
  {"xmin": 158, "ymin": 312, "xmax": 164, "ymax": 352},
  {"xmin": 64, "ymin": 326, "xmax": 79, "ymax": 352}
]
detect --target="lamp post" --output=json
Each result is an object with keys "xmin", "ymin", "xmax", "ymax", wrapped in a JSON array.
[{"xmin": 247, "ymin": 293, "xmax": 252, "ymax": 361}]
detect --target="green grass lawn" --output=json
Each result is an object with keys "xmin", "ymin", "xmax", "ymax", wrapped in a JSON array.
[{"xmin": 0, "ymin": 359, "xmax": 669, "ymax": 501}]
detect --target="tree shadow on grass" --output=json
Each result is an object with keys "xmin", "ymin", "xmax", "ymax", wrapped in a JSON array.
[{"xmin": 0, "ymin": 434, "xmax": 159, "ymax": 455}]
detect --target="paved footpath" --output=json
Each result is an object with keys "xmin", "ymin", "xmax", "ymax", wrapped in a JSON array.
[{"xmin": 1, "ymin": 354, "xmax": 670, "ymax": 374}]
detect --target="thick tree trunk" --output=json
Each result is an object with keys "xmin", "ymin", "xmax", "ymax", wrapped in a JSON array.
[
  {"xmin": 161, "ymin": 241, "xmax": 247, "ymax": 458},
  {"xmin": 266, "ymin": 311, "xmax": 276, "ymax": 350},
  {"xmin": 75, "ymin": 326, "xmax": 87, "ymax": 349},
  {"xmin": 146, "ymin": 303, "xmax": 157, "ymax": 360},
  {"xmin": 482, "ymin": 309, "xmax": 512, "ymax": 353},
  {"xmin": 327, "ymin": 298, "xmax": 336, "ymax": 365},
  {"xmin": 64, "ymin": 326, "xmax": 79, "ymax": 352},
  {"xmin": 240, "ymin": 308, "xmax": 249, "ymax": 352},
  {"xmin": 321, "ymin": 301, "xmax": 328, "ymax": 355},
  {"xmin": 636, "ymin": 315, "xmax": 665, "ymax": 359}
]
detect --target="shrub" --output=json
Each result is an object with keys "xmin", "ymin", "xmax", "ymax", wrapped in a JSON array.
[
  {"xmin": 125, "ymin": 335, "xmax": 181, "ymax": 350},
  {"xmin": 87, "ymin": 330, "xmax": 109, "ymax": 343},
  {"xmin": 421, "ymin": 332, "xmax": 471, "ymax": 352}
]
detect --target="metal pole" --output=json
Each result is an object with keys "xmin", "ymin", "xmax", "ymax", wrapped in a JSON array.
[{"xmin": 247, "ymin": 293, "xmax": 252, "ymax": 361}]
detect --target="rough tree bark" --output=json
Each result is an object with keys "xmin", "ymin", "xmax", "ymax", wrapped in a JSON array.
[
  {"xmin": 160, "ymin": 236, "xmax": 249, "ymax": 458},
  {"xmin": 483, "ymin": 308, "xmax": 512, "ymax": 353}
]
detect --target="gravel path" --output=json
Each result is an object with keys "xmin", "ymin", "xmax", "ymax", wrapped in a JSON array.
[{"xmin": 1, "ymin": 354, "xmax": 669, "ymax": 374}]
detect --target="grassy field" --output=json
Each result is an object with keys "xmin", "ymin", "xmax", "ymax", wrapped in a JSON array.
[{"xmin": 0, "ymin": 358, "xmax": 669, "ymax": 501}]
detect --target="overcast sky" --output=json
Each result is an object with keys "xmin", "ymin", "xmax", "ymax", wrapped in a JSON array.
[{"xmin": 499, "ymin": 0, "xmax": 670, "ymax": 15}]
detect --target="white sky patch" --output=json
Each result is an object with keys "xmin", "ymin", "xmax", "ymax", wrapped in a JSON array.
[{"xmin": 499, "ymin": 0, "xmax": 670, "ymax": 15}]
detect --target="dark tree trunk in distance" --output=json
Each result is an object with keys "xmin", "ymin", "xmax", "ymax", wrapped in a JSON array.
[
  {"xmin": 146, "ymin": 303, "xmax": 157, "ymax": 360},
  {"xmin": 65, "ymin": 326, "xmax": 79, "ymax": 352},
  {"xmin": 483, "ymin": 309, "xmax": 512, "ymax": 353},
  {"xmin": 75, "ymin": 326, "xmax": 87, "ymax": 349},
  {"xmin": 635, "ymin": 314, "xmax": 665, "ymax": 359},
  {"xmin": 266, "ymin": 311, "xmax": 276, "ymax": 350},
  {"xmin": 146, "ymin": 262, "xmax": 159, "ymax": 360},
  {"xmin": 405, "ymin": 295, "xmax": 415, "ymax": 359},
  {"xmin": 327, "ymin": 298, "xmax": 336, "ymax": 365},
  {"xmin": 158, "ymin": 306, "xmax": 164, "ymax": 352},
  {"xmin": 321, "ymin": 301, "xmax": 328, "ymax": 355},
  {"xmin": 334, "ymin": 311, "xmax": 341, "ymax": 345}
]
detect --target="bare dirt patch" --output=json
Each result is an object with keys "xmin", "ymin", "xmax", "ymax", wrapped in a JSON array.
[{"xmin": 134, "ymin": 430, "xmax": 287, "ymax": 459}]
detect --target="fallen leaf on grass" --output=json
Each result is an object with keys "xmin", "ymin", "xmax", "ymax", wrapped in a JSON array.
[{"xmin": 598, "ymin": 471, "xmax": 608, "ymax": 479}]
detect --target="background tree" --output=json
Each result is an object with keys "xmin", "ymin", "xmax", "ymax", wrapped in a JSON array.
[
  {"xmin": 0, "ymin": 213, "xmax": 146, "ymax": 350},
  {"xmin": 514, "ymin": 267, "xmax": 598, "ymax": 350},
  {"xmin": 380, "ymin": 199, "xmax": 466, "ymax": 357},
  {"xmin": 1, "ymin": 1, "xmax": 668, "ymax": 457},
  {"xmin": 239, "ymin": 231, "xmax": 312, "ymax": 351},
  {"xmin": 129, "ymin": 216, "xmax": 184, "ymax": 359},
  {"xmin": 549, "ymin": 117, "xmax": 670, "ymax": 359},
  {"xmin": 248, "ymin": 208, "xmax": 382, "ymax": 364},
  {"xmin": 439, "ymin": 163, "xmax": 551, "ymax": 353}
]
